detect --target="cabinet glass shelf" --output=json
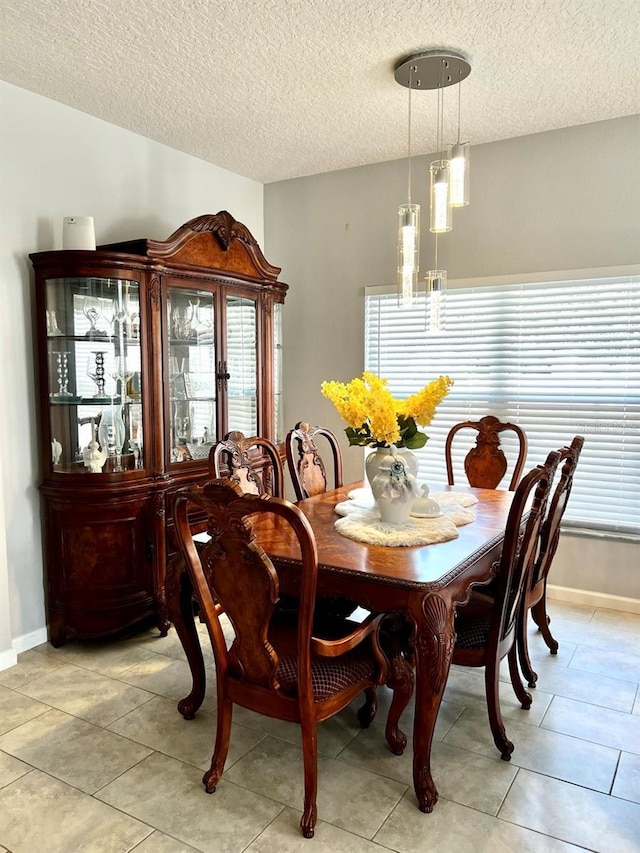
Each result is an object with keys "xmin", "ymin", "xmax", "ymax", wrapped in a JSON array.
[{"xmin": 49, "ymin": 395, "xmax": 141, "ymax": 406}]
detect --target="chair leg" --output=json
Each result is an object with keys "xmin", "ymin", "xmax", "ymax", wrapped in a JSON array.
[
  {"xmin": 508, "ymin": 643, "xmax": 532, "ymax": 710},
  {"xmin": 299, "ymin": 717, "xmax": 318, "ymax": 839},
  {"xmin": 203, "ymin": 696, "xmax": 232, "ymax": 793},
  {"xmin": 531, "ymin": 594, "xmax": 559, "ymax": 655},
  {"xmin": 384, "ymin": 655, "xmax": 414, "ymax": 755},
  {"xmin": 357, "ymin": 686, "xmax": 378, "ymax": 728},
  {"xmin": 485, "ymin": 658, "xmax": 514, "ymax": 761},
  {"xmin": 517, "ymin": 610, "xmax": 539, "ymax": 688}
]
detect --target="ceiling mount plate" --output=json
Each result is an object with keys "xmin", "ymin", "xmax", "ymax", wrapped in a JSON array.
[{"xmin": 394, "ymin": 50, "xmax": 471, "ymax": 90}]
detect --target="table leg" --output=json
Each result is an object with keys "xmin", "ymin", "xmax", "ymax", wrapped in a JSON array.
[
  {"xmin": 165, "ymin": 554, "xmax": 206, "ymax": 719},
  {"xmin": 409, "ymin": 591, "xmax": 456, "ymax": 812}
]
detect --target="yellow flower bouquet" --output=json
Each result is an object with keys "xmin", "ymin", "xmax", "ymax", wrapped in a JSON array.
[{"xmin": 321, "ymin": 372, "xmax": 453, "ymax": 450}]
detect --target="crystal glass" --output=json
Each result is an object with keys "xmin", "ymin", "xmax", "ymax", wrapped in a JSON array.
[
  {"xmin": 113, "ymin": 293, "xmax": 129, "ymax": 338},
  {"xmin": 171, "ymin": 305, "xmax": 187, "ymax": 340},
  {"xmin": 86, "ymin": 350, "xmax": 110, "ymax": 397},
  {"xmin": 98, "ymin": 405, "xmax": 126, "ymax": 471},
  {"xmin": 186, "ymin": 298, "xmax": 200, "ymax": 339},
  {"xmin": 111, "ymin": 356, "xmax": 133, "ymax": 398},
  {"xmin": 52, "ymin": 351, "xmax": 72, "ymax": 397},
  {"xmin": 101, "ymin": 298, "xmax": 115, "ymax": 338},
  {"xmin": 82, "ymin": 297, "xmax": 108, "ymax": 339},
  {"xmin": 47, "ymin": 309, "xmax": 64, "ymax": 336}
]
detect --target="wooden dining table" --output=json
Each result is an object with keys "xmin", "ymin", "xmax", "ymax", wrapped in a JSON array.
[{"xmin": 165, "ymin": 481, "xmax": 515, "ymax": 814}]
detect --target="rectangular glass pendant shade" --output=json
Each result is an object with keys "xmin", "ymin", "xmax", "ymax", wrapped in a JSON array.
[
  {"xmin": 397, "ymin": 203, "xmax": 420, "ymax": 305},
  {"xmin": 426, "ymin": 269, "xmax": 446, "ymax": 331},
  {"xmin": 449, "ymin": 142, "xmax": 470, "ymax": 207},
  {"xmin": 429, "ymin": 161, "xmax": 452, "ymax": 233}
]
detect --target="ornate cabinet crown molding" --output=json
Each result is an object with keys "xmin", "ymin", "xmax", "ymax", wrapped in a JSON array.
[{"xmin": 103, "ymin": 211, "xmax": 282, "ymax": 284}]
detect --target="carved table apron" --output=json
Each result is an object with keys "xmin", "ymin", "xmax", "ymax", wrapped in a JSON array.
[{"xmin": 166, "ymin": 482, "xmax": 514, "ymax": 814}]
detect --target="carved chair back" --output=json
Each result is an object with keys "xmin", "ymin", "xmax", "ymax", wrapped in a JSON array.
[
  {"xmin": 285, "ymin": 421, "xmax": 343, "ymax": 501},
  {"xmin": 489, "ymin": 451, "xmax": 560, "ymax": 655},
  {"xmin": 445, "ymin": 415, "xmax": 528, "ymax": 490},
  {"xmin": 531, "ymin": 436, "xmax": 584, "ymax": 590},
  {"xmin": 173, "ymin": 478, "xmax": 403, "ymax": 838},
  {"xmin": 452, "ymin": 450, "xmax": 560, "ymax": 759},
  {"xmin": 210, "ymin": 430, "xmax": 284, "ymax": 497},
  {"xmin": 516, "ymin": 436, "xmax": 584, "ymax": 685}
]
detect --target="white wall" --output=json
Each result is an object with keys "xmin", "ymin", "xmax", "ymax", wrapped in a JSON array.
[
  {"xmin": 264, "ymin": 115, "xmax": 640, "ymax": 603},
  {"xmin": 0, "ymin": 82, "xmax": 264, "ymax": 657}
]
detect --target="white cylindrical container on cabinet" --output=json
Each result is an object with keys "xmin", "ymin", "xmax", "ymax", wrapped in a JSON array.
[{"xmin": 62, "ymin": 216, "xmax": 96, "ymax": 250}]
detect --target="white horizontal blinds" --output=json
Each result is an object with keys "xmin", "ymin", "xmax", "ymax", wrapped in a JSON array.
[
  {"xmin": 183, "ymin": 293, "xmax": 216, "ymax": 447},
  {"xmin": 365, "ymin": 276, "xmax": 640, "ymax": 535},
  {"xmin": 226, "ymin": 296, "xmax": 257, "ymax": 435}
]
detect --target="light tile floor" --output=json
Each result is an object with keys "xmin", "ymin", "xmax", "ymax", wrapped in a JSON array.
[{"xmin": 1, "ymin": 600, "xmax": 639, "ymax": 852}]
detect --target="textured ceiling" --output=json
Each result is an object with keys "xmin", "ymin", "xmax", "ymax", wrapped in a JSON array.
[{"xmin": 1, "ymin": 0, "xmax": 638, "ymax": 183}]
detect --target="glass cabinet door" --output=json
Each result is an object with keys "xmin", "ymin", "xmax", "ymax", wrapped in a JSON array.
[
  {"xmin": 45, "ymin": 276, "xmax": 143, "ymax": 473},
  {"xmin": 273, "ymin": 301, "xmax": 283, "ymax": 442},
  {"xmin": 167, "ymin": 287, "xmax": 216, "ymax": 463},
  {"xmin": 226, "ymin": 294, "xmax": 257, "ymax": 436}
]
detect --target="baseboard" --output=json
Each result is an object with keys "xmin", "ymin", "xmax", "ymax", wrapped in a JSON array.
[
  {"xmin": 0, "ymin": 647, "xmax": 18, "ymax": 672},
  {"xmin": 12, "ymin": 626, "xmax": 48, "ymax": 654},
  {"xmin": 547, "ymin": 584, "xmax": 640, "ymax": 615}
]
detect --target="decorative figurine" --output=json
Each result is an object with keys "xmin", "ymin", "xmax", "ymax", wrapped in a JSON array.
[
  {"xmin": 82, "ymin": 439, "xmax": 107, "ymax": 473},
  {"xmin": 51, "ymin": 437, "xmax": 63, "ymax": 466},
  {"xmin": 411, "ymin": 484, "xmax": 442, "ymax": 518}
]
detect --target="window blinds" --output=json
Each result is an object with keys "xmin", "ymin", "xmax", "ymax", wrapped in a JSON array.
[
  {"xmin": 365, "ymin": 276, "xmax": 640, "ymax": 536},
  {"xmin": 226, "ymin": 296, "xmax": 257, "ymax": 435}
]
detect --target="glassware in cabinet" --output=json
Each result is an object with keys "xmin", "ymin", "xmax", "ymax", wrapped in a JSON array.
[
  {"xmin": 167, "ymin": 287, "xmax": 216, "ymax": 464},
  {"xmin": 44, "ymin": 276, "xmax": 144, "ymax": 473}
]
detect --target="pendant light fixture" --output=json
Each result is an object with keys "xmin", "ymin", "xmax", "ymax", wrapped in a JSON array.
[
  {"xmin": 430, "ymin": 70, "xmax": 452, "ymax": 233},
  {"xmin": 426, "ymin": 259, "xmax": 447, "ymax": 332},
  {"xmin": 449, "ymin": 58, "xmax": 470, "ymax": 207},
  {"xmin": 397, "ymin": 63, "xmax": 420, "ymax": 306},
  {"xmin": 394, "ymin": 49, "xmax": 471, "ymax": 330},
  {"xmin": 395, "ymin": 50, "xmax": 470, "ymax": 224}
]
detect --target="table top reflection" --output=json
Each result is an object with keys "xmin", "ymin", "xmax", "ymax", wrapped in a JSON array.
[{"xmin": 254, "ymin": 481, "xmax": 514, "ymax": 590}]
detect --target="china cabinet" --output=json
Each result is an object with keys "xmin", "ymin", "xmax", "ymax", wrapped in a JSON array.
[{"xmin": 30, "ymin": 212, "xmax": 287, "ymax": 645}]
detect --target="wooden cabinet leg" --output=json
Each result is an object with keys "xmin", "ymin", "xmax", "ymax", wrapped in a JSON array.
[{"xmin": 49, "ymin": 611, "xmax": 68, "ymax": 647}]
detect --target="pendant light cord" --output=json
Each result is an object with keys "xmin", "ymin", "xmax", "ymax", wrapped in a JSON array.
[
  {"xmin": 433, "ymin": 59, "xmax": 444, "ymax": 270},
  {"xmin": 438, "ymin": 59, "xmax": 446, "ymax": 157},
  {"xmin": 456, "ymin": 58, "xmax": 462, "ymax": 145},
  {"xmin": 407, "ymin": 64, "xmax": 413, "ymax": 203}
]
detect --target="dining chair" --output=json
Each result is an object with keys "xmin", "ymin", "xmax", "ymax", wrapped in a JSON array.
[
  {"xmin": 210, "ymin": 430, "xmax": 284, "ymax": 498},
  {"xmin": 517, "ymin": 436, "xmax": 584, "ymax": 687},
  {"xmin": 173, "ymin": 478, "xmax": 410, "ymax": 838},
  {"xmin": 284, "ymin": 420, "xmax": 359, "ymax": 620},
  {"xmin": 285, "ymin": 421, "xmax": 343, "ymax": 501},
  {"xmin": 452, "ymin": 449, "xmax": 560, "ymax": 760},
  {"xmin": 445, "ymin": 415, "xmax": 528, "ymax": 490}
]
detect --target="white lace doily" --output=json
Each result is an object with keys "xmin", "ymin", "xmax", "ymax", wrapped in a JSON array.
[{"xmin": 334, "ymin": 488, "xmax": 478, "ymax": 547}]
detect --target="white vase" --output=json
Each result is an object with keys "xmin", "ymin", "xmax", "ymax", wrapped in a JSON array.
[
  {"xmin": 368, "ymin": 445, "xmax": 419, "ymax": 524},
  {"xmin": 365, "ymin": 445, "xmax": 418, "ymax": 489}
]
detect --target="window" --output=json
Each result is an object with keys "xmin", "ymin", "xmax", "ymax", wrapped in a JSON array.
[{"xmin": 365, "ymin": 273, "xmax": 640, "ymax": 537}]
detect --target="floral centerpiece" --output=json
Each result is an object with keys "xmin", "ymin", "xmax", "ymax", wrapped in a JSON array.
[{"xmin": 321, "ymin": 372, "xmax": 453, "ymax": 450}]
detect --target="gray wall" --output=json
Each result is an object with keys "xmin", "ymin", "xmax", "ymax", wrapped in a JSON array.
[{"xmin": 264, "ymin": 115, "xmax": 640, "ymax": 600}]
